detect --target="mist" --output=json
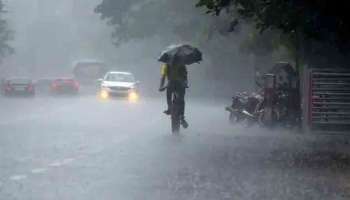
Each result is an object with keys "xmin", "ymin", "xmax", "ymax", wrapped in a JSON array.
[
  {"xmin": 2, "ymin": 0, "xmax": 264, "ymax": 98},
  {"xmin": 1, "ymin": 1, "xmax": 348, "ymax": 200},
  {"xmin": 3, "ymin": 1, "xmax": 109, "ymax": 75}
]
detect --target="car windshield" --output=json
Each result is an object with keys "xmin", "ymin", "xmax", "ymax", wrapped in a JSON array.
[
  {"xmin": 106, "ymin": 73, "xmax": 135, "ymax": 82},
  {"xmin": 55, "ymin": 79, "xmax": 74, "ymax": 82},
  {"xmin": 9, "ymin": 79, "xmax": 31, "ymax": 84}
]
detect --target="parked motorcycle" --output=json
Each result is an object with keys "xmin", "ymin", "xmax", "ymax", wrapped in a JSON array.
[
  {"xmin": 226, "ymin": 62, "xmax": 301, "ymax": 129},
  {"xmin": 225, "ymin": 92, "xmax": 262, "ymax": 126}
]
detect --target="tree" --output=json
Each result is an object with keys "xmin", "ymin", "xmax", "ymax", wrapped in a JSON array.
[
  {"xmin": 0, "ymin": 1, "xmax": 13, "ymax": 60},
  {"xmin": 197, "ymin": 0, "xmax": 350, "ymax": 68},
  {"xmin": 95, "ymin": 0, "xmax": 205, "ymax": 45},
  {"xmin": 197, "ymin": 0, "xmax": 350, "ymax": 43}
]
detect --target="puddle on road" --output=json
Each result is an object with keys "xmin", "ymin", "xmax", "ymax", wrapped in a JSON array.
[
  {"xmin": 48, "ymin": 161, "xmax": 62, "ymax": 167},
  {"xmin": 61, "ymin": 158, "xmax": 75, "ymax": 165},
  {"xmin": 9, "ymin": 174, "xmax": 27, "ymax": 181},
  {"xmin": 31, "ymin": 168, "xmax": 48, "ymax": 174}
]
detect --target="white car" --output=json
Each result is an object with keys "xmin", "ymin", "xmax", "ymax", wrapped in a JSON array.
[{"xmin": 98, "ymin": 71, "xmax": 139, "ymax": 101}]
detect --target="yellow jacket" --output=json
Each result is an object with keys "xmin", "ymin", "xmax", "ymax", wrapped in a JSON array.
[{"xmin": 161, "ymin": 64, "xmax": 187, "ymax": 82}]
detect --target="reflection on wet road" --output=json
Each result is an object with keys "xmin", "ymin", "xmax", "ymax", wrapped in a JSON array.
[{"xmin": 0, "ymin": 95, "xmax": 350, "ymax": 200}]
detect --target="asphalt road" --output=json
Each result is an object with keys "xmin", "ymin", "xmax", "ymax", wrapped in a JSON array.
[{"xmin": 0, "ymin": 94, "xmax": 350, "ymax": 200}]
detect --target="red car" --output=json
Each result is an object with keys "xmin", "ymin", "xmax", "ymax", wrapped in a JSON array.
[
  {"xmin": 2, "ymin": 78, "xmax": 35, "ymax": 96},
  {"xmin": 50, "ymin": 78, "xmax": 80, "ymax": 94}
]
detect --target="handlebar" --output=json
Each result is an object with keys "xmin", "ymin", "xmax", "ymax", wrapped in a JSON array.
[{"xmin": 159, "ymin": 86, "xmax": 167, "ymax": 92}]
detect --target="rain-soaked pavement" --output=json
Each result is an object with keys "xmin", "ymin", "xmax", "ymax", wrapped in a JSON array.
[{"xmin": 0, "ymin": 94, "xmax": 350, "ymax": 200}]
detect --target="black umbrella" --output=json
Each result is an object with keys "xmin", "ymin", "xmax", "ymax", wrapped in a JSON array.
[{"xmin": 158, "ymin": 44, "xmax": 202, "ymax": 65}]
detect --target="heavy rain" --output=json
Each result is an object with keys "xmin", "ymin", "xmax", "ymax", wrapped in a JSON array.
[{"xmin": 1, "ymin": 0, "xmax": 350, "ymax": 199}]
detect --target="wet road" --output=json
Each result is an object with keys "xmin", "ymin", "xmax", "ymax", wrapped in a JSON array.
[{"xmin": 1, "ymin": 94, "xmax": 350, "ymax": 200}]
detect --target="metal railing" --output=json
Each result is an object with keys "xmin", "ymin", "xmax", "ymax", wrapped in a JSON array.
[{"xmin": 309, "ymin": 69, "xmax": 350, "ymax": 133}]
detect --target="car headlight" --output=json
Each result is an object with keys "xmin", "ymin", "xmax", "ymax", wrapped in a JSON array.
[
  {"xmin": 99, "ymin": 89, "xmax": 109, "ymax": 99},
  {"xmin": 128, "ymin": 90, "xmax": 139, "ymax": 102}
]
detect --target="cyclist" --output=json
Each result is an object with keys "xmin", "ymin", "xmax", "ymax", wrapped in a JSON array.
[{"xmin": 159, "ymin": 56, "xmax": 189, "ymax": 128}]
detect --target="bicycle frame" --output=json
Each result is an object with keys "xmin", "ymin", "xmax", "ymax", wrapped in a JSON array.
[{"xmin": 170, "ymin": 90, "xmax": 181, "ymax": 134}]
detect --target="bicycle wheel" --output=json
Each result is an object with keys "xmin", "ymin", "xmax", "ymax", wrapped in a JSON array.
[
  {"xmin": 171, "ymin": 103, "xmax": 180, "ymax": 134},
  {"xmin": 171, "ymin": 115, "xmax": 180, "ymax": 134}
]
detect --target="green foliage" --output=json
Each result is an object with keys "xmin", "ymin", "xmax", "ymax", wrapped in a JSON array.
[
  {"xmin": 95, "ymin": 0, "xmax": 203, "ymax": 45},
  {"xmin": 0, "ymin": 1, "xmax": 14, "ymax": 60},
  {"xmin": 197, "ymin": 0, "xmax": 350, "ymax": 49},
  {"xmin": 240, "ymin": 29, "xmax": 277, "ymax": 56}
]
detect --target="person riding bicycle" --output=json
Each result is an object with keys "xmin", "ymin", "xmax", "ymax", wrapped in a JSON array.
[{"xmin": 159, "ymin": 56, "xmax": 189, "ymax": 128}]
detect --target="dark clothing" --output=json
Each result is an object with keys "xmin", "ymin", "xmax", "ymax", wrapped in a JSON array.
[
  {"xmin": 167, "ymin": 80, "xmax": 186, "ymax": 116},
  {"xmin": 161, "ymin": 63, "xmax": 188, "ymax": 117}
]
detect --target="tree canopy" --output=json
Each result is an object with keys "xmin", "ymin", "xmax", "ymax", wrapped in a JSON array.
[
  {"xmin": 196, "ymin": 0, "xmax": 350, "ymax": 50},
  {"xmin": 94, "ymin": 0, "xmax": 206, "ymax": 45},
  {"xmin": 0, "ymin": 1, "xmax": 13, "ymax": 60}
]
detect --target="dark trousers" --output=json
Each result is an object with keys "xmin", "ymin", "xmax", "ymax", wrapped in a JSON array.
[{"xmin": 166, "ymin": 81, "xmax": 186, "ymax": 116}]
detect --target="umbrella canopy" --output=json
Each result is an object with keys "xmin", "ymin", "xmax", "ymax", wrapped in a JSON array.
[{"xmin": 158, "ymin": 44, "xmax": 202, "ymax": 65}]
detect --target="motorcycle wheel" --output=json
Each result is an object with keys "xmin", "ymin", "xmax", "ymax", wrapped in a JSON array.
[
  {"xmin": 258, "ymin": 109, "xmax": 279, "ymax": 128},
  {"xmin": 229, "ymin": 112, "xmax": 237, "ymax": 124},
  {"xmin": 246, "ymin": 117, "xmax": 256, "ymax": 127}
]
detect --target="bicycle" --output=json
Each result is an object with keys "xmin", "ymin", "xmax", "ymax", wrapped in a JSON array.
[{"xmin": 160, "ymin": 86, "xmax": 182, "ymax": 134}]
